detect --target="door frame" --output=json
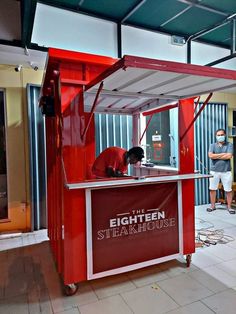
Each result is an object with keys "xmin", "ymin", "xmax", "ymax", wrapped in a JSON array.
[{"xmin": 0, "ymin": 88, "xmax": 9, "ymax": 222}]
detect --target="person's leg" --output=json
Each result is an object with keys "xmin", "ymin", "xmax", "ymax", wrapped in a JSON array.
[
  {"xmin": 221, "ymin": 171, "xmax": 235, "ymax": 214},
  {"xmin": 207, "ymin": 171, "xmax": 219, "ymax": 211},
  {"xmin": 210, "ymin": 190, "xmax": 217, "ymax": 209},
  {"xmin": 226, "ymin": 191, "xmax": 233, "ymax": 209}
]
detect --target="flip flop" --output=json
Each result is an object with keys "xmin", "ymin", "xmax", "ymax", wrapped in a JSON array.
[{"xmin": 206, "ymin": 207, "xmax": 216, "ymax": 212}]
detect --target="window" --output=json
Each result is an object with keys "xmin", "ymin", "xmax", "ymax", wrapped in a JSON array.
[{"xmin": 141, "ymin": 108, "xmax": 178, "ymax": 168}]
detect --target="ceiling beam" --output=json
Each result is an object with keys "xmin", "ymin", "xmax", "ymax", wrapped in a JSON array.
[
  {"xmin": 187, "ymin": 40, "xmax": 191, "ymax": 64},
  {"xmin": 117, "ymin": 23, "xmax": 122, "ymax": 58},
  {"xmin": 21, "ymin": 0, "xmax": 38, "ymax": 48},
  {"xmin": 121, "ymin": 0, "xmax": 147, "ymax": 23},
  {"xmin": 177, "ymin": 0, "xmax": 228, "ymax": 16},
  {"xmin": 231, "ymin": 19, "xmax": 236, "ymax": 54},
  {"xmin": 160, "ymin": 6, "xmax": 192, "ymax": 27},
  {"xmin": 44, "ymin": 1, "xmax": 117, "ymax": 22},
  {"xmin": 186, "ymin": 18, "xmax": 231, "ymax": 42}
]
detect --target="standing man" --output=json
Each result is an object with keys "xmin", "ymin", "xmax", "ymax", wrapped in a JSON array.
[
  {"xmin": 92, "ymin": 146, "xmax": 144, "ymax": 178},
  {"xmin": 207, "ymin": 128, "xmax": 234, "ymax": 214}
]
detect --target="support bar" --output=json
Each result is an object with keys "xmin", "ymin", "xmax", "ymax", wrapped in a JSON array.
[
  {"xmin": 139, "ymin": 114, "xmax": 153, "ymax": 144},
  {"xmin": 81, "ymin": 81, "xmax": 104, "ymax": 140},
  {"xmin": 180, "ymin": 93, "xmax": 213, "ymax": 142}
]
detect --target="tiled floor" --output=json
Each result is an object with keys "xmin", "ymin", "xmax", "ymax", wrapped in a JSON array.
[{"xmin": 1, "ymin": 205, "xmax": 236, "ymax": 313}]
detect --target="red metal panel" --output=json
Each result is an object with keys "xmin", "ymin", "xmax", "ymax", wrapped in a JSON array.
[
  {"xmin": 63, "ymin": 188, "xmax": 87, "ymax": 284},
  {"xmin": 42, "ymin": 49, "xmax": 115, "ymax": 285},
  {"xmin": 48, "ymin": 47, "xmax": 117, "ymax": 66},
  {"xmin": 179, "ymin": 98, "xmax": 195, "ymax": 255}
]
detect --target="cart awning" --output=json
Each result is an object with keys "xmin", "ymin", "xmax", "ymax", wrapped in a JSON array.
[{"xmin": 84, "ymin": 55, "xmax": 236, "ymax": 114}]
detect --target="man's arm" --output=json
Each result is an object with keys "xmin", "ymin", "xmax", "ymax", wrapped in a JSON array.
[
  {"xmin": 208, "ymin": 152, "xmax": 232, "ymax": 160},
  {"xmin": 106, "ymin": 167, "xmax": 124, "ymax": 177}
]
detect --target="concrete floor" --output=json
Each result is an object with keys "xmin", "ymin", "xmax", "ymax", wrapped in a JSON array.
[{"xmin": 1, "ymin": 205, "xmax": 236, "ymax": 313}]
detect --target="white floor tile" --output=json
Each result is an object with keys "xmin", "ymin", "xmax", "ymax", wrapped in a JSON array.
[
  {"xmin": 0, "ymin": 237, "xmax": 23, "ymax": 251},
  {"xmin": 188, "ymin": 269, "xmax": 228, "ymax": 292},
  {"xmin": 166, "ymin": 301, "xmax": 215, "ymax": 314},
  {"xmin": 91, "ymin": 274, "xmax": 136, "ymax": 299},
  {"xmin": 159, "ymin": 259, "xmax": 198, "ymax": 277},
  {"xmin": 79, "ymin": 295, "xmax": 133, "ymax": 314},
  {"xmin": 157, "ymin": 273, "xmax": 213, "ymax": 306},
  {"xmin": 121, "ymin": 284, "xmax": 179, "ymax": 314},
  {"xmin": 216, "ymin": 258, "xmax": 236, "ymax": 276},
  {"xmin": 127, "ymin": 264, "xmax": 169, "ymax": 287},
  {"xmin": 48, "ymin": 281, "xmax": 98, "ymax": 313},
  {"xmin": 191, "ymin": 250, "xmax": 223, "ymax": 268},
  {"xmin": 203, "ymin": 265, "xmax": 236, "ymax": 288},
  {"xmin": 202, "ymin": 243, "xmax": 236, "ymax": 261},
  {"xmin": 202, "ymin": 289, "xmax": 236, "ymax": 314}
]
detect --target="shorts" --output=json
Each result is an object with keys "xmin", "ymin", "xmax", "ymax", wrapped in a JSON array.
[{"xmin": 209, "ymin": 171, "xmax": 232, "ymax": 192}]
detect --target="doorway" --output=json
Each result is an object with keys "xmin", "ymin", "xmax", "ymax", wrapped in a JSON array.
[
  {"xmin": 27, "ymin": 85, "xmax": 47, "ymax": 229},
  {"xmin": 0, "ymin": 90, "xmax": 8, "ymax": 220}
]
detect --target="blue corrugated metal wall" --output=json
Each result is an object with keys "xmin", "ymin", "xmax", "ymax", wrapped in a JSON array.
[
  {"xmin": 194, "ymin": 103, "xmax": 227, "ymax": 205},
  {"xmin": 95, "ymin": 113, "xmax": 133, "ymax": 155}
]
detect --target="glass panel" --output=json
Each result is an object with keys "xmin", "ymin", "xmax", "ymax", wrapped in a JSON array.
[
  {"xmin": 0, "ymin": 91, "xmax": 8, "ymax": 220},
  {"xmin": 145, "ymin": 111, "xmax": 171, "ymax": 166}
]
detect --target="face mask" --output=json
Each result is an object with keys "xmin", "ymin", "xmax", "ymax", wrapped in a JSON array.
[{"xmin": 216, "ymin": 135, "xmax": 225, "ymax": 142}]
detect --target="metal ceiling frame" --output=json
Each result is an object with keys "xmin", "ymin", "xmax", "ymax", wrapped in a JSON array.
[
  {"xmin": 8, "ymin": 1, "xmax": 236, "ymax": 67},
  {"xmin": 186, "ymin": 15, "xmax": 236, "ymax": 65}
]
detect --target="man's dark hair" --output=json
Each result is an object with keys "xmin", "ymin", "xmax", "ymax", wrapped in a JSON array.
[
  {"xmin": 215, "ymin": 128, "xmax": 226, "ymax": 135},
  {"xmin": 128, "ymin": 147, "xmax": 144, "ymax": 161}
]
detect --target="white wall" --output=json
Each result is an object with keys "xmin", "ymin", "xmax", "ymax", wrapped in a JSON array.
[
  {"xmin": 31, "ymin": 3, "xmax": 236, "ymax": 70},
  {"xmin": 122, "ymin": 25, "xmax": 186, "ymax": 62},
  {"xmin": 213, "ymin": 58, "xmax": 236, "ymax": 71},
  {"xmin": 191, "ymin": 41, "xmax": 236, "ymax": 70},
  {"xmin": 32, "ymin": 3, "xmax": 118, "ymax": 57}
]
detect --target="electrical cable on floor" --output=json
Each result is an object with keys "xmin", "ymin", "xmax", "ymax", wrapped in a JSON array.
[{"xmin": 195, "ymin": 217, "xmax": 235, "ymax": 247}]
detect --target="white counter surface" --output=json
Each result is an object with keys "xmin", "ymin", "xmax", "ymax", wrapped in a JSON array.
[
  {"xmin": 65, "ymin": 173, "xmax": 211, "ymax": 190},
  {"xmin": 140, "ymin": 165, "xmax": 178, "ymax": 171}
]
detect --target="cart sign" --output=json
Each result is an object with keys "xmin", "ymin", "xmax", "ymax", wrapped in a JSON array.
[{"xmin": 89, "ymin": 182, "xmax": 179, "ymax": 275}]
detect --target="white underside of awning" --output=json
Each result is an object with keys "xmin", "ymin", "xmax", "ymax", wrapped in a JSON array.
[{"xmin": 84, "ymin": 58, "xmax": 236, "ymax": 114}]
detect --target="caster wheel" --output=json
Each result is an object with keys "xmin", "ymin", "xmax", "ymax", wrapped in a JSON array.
[
  {"xmin": 186, "ymin": 254, "xmax": 191, "ymax": 267},
  {"xmin": 64, "ymin": 283, "xmax": 79, "ymax": 296}
]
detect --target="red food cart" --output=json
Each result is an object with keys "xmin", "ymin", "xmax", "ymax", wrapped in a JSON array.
[{"xmin": 40, "ymin": 48, "xmax": 236, "ymax": 295}]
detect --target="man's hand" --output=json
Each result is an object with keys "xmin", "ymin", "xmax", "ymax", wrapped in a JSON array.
[
  {"xmin": 106, "ymin": 167, "xmax": 124, "ymax": 177},
  {"xmin": 114, "ymin": 170, "xmax": 124, "ymax": 177},
  {"xmin": 208, "ymin": 152, "xmax": 232, "ymax": 160}
]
